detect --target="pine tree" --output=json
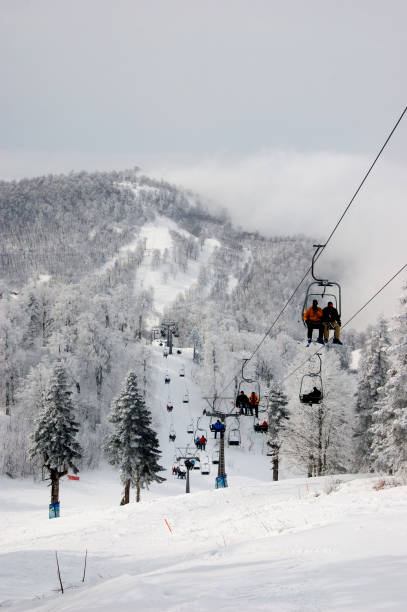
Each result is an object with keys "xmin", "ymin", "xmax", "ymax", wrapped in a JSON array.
[
  {"xmin": 30, "ymin": 364, "xmax": 81, "ymax": 505},
  {"xmin": 105, "ymin": 371, "xmax": 165, "ymax": 504},
  {"xmin": 266, "ymin": 382, "xmax": 289, "ymax": 480},
  {"xmin": 354, "ymin": 317, "xmax": 391, "ymax": 471}
]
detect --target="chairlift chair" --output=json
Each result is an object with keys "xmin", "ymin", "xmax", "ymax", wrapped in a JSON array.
[
  {"xmin": 179, "ymin": 366, "xmax": 185, "ymax": 377},
  {"xmin": 212, "ymin": 448, "xmax": 220, "ymax": 464},
  {"xmin": 201, "ymin": 460, "xmax": 210, "ymax": 475},
  {"xmin": 237, "ymin": 359, "xmax": 261, "ymax": 413},
  {"xmin": 299, "ymin": 353, "xmax": 324, "ymax": 404},
  {"xmin": 182, "ymin": 391, "xmax": 189, "ymax": 403},
  {"xmin": 228, "ymin": 427, "xmax": 241, "ymax": 446},
  {"xmin": 193, "ymin": 457, "xmax": 200, "ymax": 470},
  {"xmin": 194, "ymin": 416, "xmax": 208, "ymax": 440},
  {"xmin": 254, "ymin": 421, "xmax": 269, "ymax": 433},
  {"xmin": 302, "ymin": 244, "xmax": 341, "ymax": 324},
  {"xmin": 187, "ymin": 420, "xmax": 194, "ymax": 434},
  {"xmin": 299, "ymin": 374, "xmax": 323, "ymax": 404}
]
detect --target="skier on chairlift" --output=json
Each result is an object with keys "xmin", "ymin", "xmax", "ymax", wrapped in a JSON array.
[
  {"xmin": 236, "ymin": 390, "xmax": 249, "ymax": 415},
  {"xmin": 199, "ymin": 435, "xmax": 207, "ymax": 450},
  {"xmin": 304, "ymin": 299, "xmax": 324, "ymax": 345},
  {"xmin": 248, "ymin": 391, "xmax": 259, "ymax": 417},
  {"xmin": 302, "ymin": 386, "xmax": 322, "ymax": 403},
  {"xmin": 322, "ymin": 301, "xmax": 343, "ymax": 345},
  {"xmin": 211, "ymin": 419, "xmax": 225, "ymax": 439}
]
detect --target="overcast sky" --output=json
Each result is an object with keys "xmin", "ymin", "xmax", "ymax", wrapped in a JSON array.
[{"xmin": 1, "ymin": 0, "xmax": 406, "ymax": 329}]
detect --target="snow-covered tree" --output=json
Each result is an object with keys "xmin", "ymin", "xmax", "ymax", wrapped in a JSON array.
[
  {"xmin": 266, "ymin": 382, "xmax": 289, "ymax": 480},
  {"xmin": 30, "ymin": 364, "xmax": 81, "ymax": 505},
  {"xmin": 105, "ymin": 372, "xmax": 165, "ymax": 504},
  {"xmin": 371, "ymin": 285, "xmax": 407, "ymax": 474},
  {"xmin": 354, "ymin": 317, "xmax": 391, "ymax": 471}
]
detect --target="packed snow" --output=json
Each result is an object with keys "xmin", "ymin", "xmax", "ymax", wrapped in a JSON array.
[{"xmin": 1, "ymin": 342, "xmax": 407, "ymax": 611}]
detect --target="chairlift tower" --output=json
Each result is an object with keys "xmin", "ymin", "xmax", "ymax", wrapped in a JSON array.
[
  {"xmin": 176, "ymin": 447, "xmax": 199, "ymax": 494},
  {"xmin": 161, "ymin": 319, "xmax": 178, "ymax": 355},
  {"xmin": 203, "ymin": 396, "xmax": 237, "ymax": 489}
]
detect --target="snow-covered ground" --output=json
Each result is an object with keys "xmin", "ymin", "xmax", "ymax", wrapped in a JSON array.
[{"xmin": 1, "ymin": 342, "xmax": 407, "ymax": 611}]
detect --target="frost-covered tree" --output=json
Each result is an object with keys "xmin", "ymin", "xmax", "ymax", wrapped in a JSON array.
[
  {"xmin": 371, "ymin": 285, "xmax": 407, "ymax": 474},
  {"xmin": 285, "ymin": 350, "xmax": 356, "ymax": 476},
  {"xmin": 105, "ymin": 372, "xmax": 165, "ymax": 504},
  {"xmin": 266, "ymin": 383, "xmax": 289, "ymax": 480},
  {"xmin": 30, "ymin": 364, "xmax": 81, "ymax": 505},
  {"xmin": 354, "ymin": 317, "xmax": 391, "ymax": 471}
]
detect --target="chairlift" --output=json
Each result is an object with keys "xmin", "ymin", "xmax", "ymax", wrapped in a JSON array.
[
  {"xmin": 228, "ymin": 416, "xmax": 241, "ymax": 446},
  {"xmin": 228, "ymin": 427, "xmax": 241, "ymax": 446},
  {"xmin": 169, "ymin": 424, "xmax": 176, "ymax": 442},
  {"xmin": 182, "ymin": 392, "xmax": 189, "ymax": 403},
  {"xmin": 194, "ymin": 416, "xmax": 208, "ymax": 440},
  {"xmin": 299, "ymin": 353, "xmax": 324, "ymax": 404},
  {"xmin": 212, "ymin": 448, "xmax": 220, "ymax": 464},
  {"xmin": 187, "ymin": 420, "xmax": 194, "ymax": 434},
  {"xmin": 237, "ymin": 359, "xmax": 261, "ymax": 413},
  {"xmin": 254, "ymin": 420, "xmax": 269, "ymax": 433},
  {"xmin": 193, "ymin": 457, "xmax": 200, "ymax": 470},
  {"xmin": 302, "ymin": 244, "xmax": 341, "ymax": 323},
  {"xmin": 179, "ymin": 366, "xmax": 185, "ymax": 377},
  {"xmin": 201, "ymin": 460, "xmax": 210, "ymax": 475}
]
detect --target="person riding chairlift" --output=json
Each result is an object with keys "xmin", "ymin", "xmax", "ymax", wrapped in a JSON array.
[
  {"xmin": 248, "ymin": 391, "xmax": 259, "ymax": 417},
  {"xmin": 304, "ymin": 299, "xmax": 324, "ymax": 344},
  {"xmin": 236, "ymin": 390, "xmax": 249, "ymax": 415},
  {"xmin": 211, "ymin": 419, "xmax": 225, "ymax": 439},
  {"xmin": 322, "ymin": 301, "xmax": 343, "ymax": 345},
  {"xmin": 302, "ymin": 386, "xmax": 322, "ymax": 403}
]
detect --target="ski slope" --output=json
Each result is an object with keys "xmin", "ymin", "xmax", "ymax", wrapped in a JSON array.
[{"xmin": 1, "ymin": 342, "xmax": 407, "ymax": 611}]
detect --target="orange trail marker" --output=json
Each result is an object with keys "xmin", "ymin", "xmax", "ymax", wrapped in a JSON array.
[{"xmin": 164, "ymin": 518, "xmax": 173, "ymax": 533}]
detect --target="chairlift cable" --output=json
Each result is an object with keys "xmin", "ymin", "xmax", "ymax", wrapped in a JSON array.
[{"xmin": 218, "ymin": 105, "xmax": 407, "ymax": 399}]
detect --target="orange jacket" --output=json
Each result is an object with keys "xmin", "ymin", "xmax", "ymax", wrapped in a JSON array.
[
  {"xmin": 249, "ymin": 393, "xmax": 259, "ymax": 406},
  {"xmin": 304, "ymin": 306, "xmax": 323, "ymax": 322}
]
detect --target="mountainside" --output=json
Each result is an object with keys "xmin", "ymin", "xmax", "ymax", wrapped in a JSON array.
[{"xmin": 1, "ymin": 169, "xmax": 344, "ymax": 479}]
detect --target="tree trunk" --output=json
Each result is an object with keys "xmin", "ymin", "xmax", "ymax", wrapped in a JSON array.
[
  {"xmin": 317, "ymin": 406, "xmax": 323, "ymax": 476},
  {"xmin": 272, "ymin": 453, "xmax": 279, "ymax": 481},
  {"xmin": 50, "ymin": 468, "xmax": 60, "ymax": 504},
  {"xmin": 135, "ymin": 474, "xmax": 141, "ymax": 502},
  {"xmin": 121, "ymin": 479, "xmax": 130, "ymax": 505},
  {"xmin": 307, "ymin": 455, "xmax": 314, "ymax": 478}
]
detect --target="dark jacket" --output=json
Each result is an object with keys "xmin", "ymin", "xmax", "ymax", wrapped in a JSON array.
[
  {"xmin": 322, "ymin": 305, "xmax": 341, "ymax": 325},
  {"xmin": 236, "ymin": 393, "xmax": 249, "ymax": 408}
]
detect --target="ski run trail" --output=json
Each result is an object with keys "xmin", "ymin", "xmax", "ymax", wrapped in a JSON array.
[{"xmin": 1, "ymin": 341, "xmax": 407, "ymax": 611}]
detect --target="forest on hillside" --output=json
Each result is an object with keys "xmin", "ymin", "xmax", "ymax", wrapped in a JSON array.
[{"xmin": 0, "ymin": 169, "xmax": 406, "ymax": 483}]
